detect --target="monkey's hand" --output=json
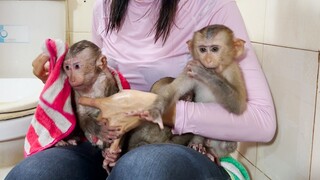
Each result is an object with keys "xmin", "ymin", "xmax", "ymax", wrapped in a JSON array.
[
  {"xmin": 186, "ymin": 60, "xmax": 212, "ymax": 83},
  {"xmin": 102, "ymin": 147, "xmax": 122, "ymax": 172},
  {"xmin": 97, "ymin": 120, "xmax": 122, "ymax": 144}
]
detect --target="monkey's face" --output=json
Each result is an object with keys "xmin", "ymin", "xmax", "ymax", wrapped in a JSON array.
[
  {"xmin": 63, "ymin": 49, "xmax": 98, "ymax": 92},
  {"xmin": 193, "ymin": 31, "xmax": 235, "ymax": 74}
]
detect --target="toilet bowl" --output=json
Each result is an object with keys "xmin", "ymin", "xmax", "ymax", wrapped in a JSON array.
[{"xmin": 0, "ymin": 78, "xmax": 43, "ymax": 168}]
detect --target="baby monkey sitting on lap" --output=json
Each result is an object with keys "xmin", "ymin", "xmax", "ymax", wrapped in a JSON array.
[{"xmin": 129, "ymin": 24, "xmax": 247, "ymax": 162}]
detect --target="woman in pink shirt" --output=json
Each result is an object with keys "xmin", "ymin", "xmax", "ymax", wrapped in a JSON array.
[{"xmin": 6, "ymin": 0, "xmax": 276, "ymax": 179}]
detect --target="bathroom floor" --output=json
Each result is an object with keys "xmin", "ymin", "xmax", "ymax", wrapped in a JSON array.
[{"xmin": 0, "ymin": 166, "xmax": 13, "ymax": 179}]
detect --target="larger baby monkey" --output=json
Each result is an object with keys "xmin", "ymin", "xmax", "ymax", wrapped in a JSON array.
[
  {"xmin": 138, "ymin": 24, "xmax": 247, "ymax": 160},
  {"xmin": 61, "ymin": 40, "xmax": 122, "ymax": 147}
]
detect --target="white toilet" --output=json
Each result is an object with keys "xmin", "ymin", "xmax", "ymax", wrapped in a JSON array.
[
  {"xmin": 0, "ymin": 0, "xmax": 66, "ymax": 174},
  {"xmin": 0, "ymin": 78, "xmax": 44, "ymax": 167}
]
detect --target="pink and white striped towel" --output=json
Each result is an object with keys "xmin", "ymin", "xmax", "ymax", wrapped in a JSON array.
[
  {"xmin": 24, "ymin": 39, "xmax": 131, "ymax": 157},
  {"xmin": 24, "ymin": 39, "xmax": 76, "ymax": 157}
]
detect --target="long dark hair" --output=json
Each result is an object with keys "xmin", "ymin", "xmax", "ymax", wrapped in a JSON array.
[{"xmin": 106, "ymin": 0, "xmax": 179, "ymax": 44}]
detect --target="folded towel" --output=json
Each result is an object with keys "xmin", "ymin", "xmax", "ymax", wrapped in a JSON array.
[{"xmin": 24, "ymin": 39, "xmax": 130, "ymax": 157}]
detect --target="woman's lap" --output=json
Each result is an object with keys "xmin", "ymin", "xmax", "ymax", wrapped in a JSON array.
[
  {"xmin": 5, "ymin": 142, "xmax": 107, "ymax": 180},
  {"xmin": 109, "ymin": 144, "xmax": 230, "ymax": 180},
  {"xmin": 5, "ymin": 143, "xmax": 230, "ymax": 180}
]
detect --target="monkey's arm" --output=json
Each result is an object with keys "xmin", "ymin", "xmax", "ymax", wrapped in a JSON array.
[
  {"xmin": 188, "ymin": 61, "xmax": 247, "ymax": 114},
  {"xmin": 142, "ymin": 73, "xmax": 196, "ymax": 126}
]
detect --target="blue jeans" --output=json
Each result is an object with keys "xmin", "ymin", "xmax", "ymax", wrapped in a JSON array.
[{"xmin": 5, "ymin": 143, "xmax": 230, "ymax": 180}]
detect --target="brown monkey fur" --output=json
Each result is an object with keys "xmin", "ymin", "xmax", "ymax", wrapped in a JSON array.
[
  {"xmin": 59, "ymin": 40, "xmax": 122, "ymax": 147},
  {"xmin": 137, "ymin": 24, "xmax": 247, "ymax": 159}
]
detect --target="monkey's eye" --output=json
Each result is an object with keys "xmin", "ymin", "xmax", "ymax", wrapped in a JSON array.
[
  {"xmin": 210, "ymin": 46, "xmax": 219, "ymax": 52},
  {"xmin": 64, "ymin": 65, "xmax": 70, "ymax": 71},
  {"xmin": 199, "ymin": 47, "xmax": 207, "ymax": 53},
  {"xmin": 74, "ymin": 64, "xmax": 81, "ymax": 70}
]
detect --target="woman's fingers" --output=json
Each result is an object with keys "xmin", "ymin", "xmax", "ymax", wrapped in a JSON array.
[
  {"xmin": 78, "ymin": 97, "xmax": 101, "ymax": 109},
  {"xmin": 32, "ymin": 53, "xmax": 50, "ymax": 82}
]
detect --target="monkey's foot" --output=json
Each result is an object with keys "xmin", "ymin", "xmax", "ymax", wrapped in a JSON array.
[
  {"xmin": 126, "ymin": 109, "xmax": 164, "ymax": 129},
  {"xmin": 55, "ymin": 140, "xmax": 69, "ymax": 146},
  {"xmin": 67, "ymin": 139, "xmax": 78, "ymax": 146},
  {"xmin": 141, "ymin": 109, "xmax": 164, "ymax": 130},
  {"xmin": 188, "ymin": 143, "xmax": 207, "ymax": 154},
  {"xmin": 55, "ymin": 139, "xmax": 78, "ymax": 146},
  {"xmin": 219, "ymin": 141, "xmax": 237, "ymax": 154},
  {"xmin": 206, "ymin": 152, "xmax": 221, "ymax": 165}
]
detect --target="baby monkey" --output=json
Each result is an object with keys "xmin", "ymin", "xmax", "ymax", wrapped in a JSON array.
[
  {"xmin": 59, "ymin": 40, "xmax": 122, "ymax": 147},
  {"xmin": 136, "ymin": 24, "xmax": 247, "ymax": 161}
]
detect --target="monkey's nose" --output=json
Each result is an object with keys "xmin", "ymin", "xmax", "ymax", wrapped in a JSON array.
[{"xmin": 203, "ymin": 61, "xmax": 218, "ymax": 69}]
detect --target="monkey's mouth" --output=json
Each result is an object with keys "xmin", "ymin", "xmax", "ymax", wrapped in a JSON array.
[
  {"xmin": 200, "ymin": 62, "xmax": 221, "ymax": 73},
  {"xmin": 204, "ymin": 66, "xmax": 218, "ymax": 73},
  {"xmin": 72, "ymin": 85, "xmax": 86, "ymax": 91},
  {"xmin": 209, "ymin": 66, "xmax": 223, "ymax": 74},
  {"xmin": 72, "ymin": 86, "xmax": 81, "ymax": 89},
  {"xmin": 69, "ymin": 81, "xmax": 84, "ymax": 89},
  {"xmin": 213, "ymin": 68, "xmax": 221, "ymax": 73}
]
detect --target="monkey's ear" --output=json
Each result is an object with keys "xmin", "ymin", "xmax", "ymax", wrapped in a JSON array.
[
  {"xmin": 96, "ymin": 55, "xmax": 108, "ymax": 70},
  {"xmin": 234, "ymin": 38, "xmax": 246, "ymax": 59},
  {"xmin": 186, "ymin": 40, "xmax": 192, "ymax": 52}
]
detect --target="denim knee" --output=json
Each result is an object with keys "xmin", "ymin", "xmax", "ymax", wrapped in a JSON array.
[{"xmin": 108, "ymin": 144, "xmax": 229, "ymax": 180}]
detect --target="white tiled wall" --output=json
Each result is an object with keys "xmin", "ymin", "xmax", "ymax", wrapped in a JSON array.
[
  {"xmin": 66, "ymin": 0, "xmax": 94, "ymax": 43},
  {"xmin": 237, "ymin": 0, "xmax": 320, "ymax": 179},
  {"xmin": 264, "ymin": 0, "xmax": 320, "ymax": 51},
  {"xmin": 65, "ymin": 0, "xmax": 320, "ymax": 179},
  {"xmin": 236, "ymin": 0, "xmax": 267, "ymax": 43},
  {"xmin": 312, "ymin": 75, "xmax": 320, "ymax": 180},
  {"xmin": 258, "ymin": 46, "xmax": 317, "ymax": 180}
]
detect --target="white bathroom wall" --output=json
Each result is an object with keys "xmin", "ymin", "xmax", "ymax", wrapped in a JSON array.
[
  {"xmin": 0, "ymin": 1, "xmax": 66, "ymax": 78},
  {"xmin": 237, "ymin": 0, "xmax": 320, "ymax": 179},
  {"xmin": 53, "ymin": 0, "xmax": 320, "ymax": 179},
  {"xmin": 67, "ymin": 0, "xmax": 94, "ymax": 43}
]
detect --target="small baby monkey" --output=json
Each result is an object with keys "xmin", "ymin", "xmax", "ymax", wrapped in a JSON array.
[
  {"xmin": 137, "ymin": 24, "xmax": 247, "ymax": 161},
  {"xmin": 60, "ymin": 40, "xmax": 122, "ymax": 146}
]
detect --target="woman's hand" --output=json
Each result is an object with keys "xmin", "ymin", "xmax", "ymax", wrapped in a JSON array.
[
  {"xmin": 79, "ymin": 89, "xmax": 177, "ymax": 170},
  {"xmin": 95, "ymin": 121, "xmax": 121, "ymax": 144},
  {"xmin": 78, "ymin": 90, "xmax": 159, "ymax": 139},
  {"xmin": 32, "ymin": 53, "xmax": 50, "ymax": 83}
]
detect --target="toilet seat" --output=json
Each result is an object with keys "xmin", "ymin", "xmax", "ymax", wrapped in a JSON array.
[
  {"xmin": 0, "ymin": 78, "xmax": 43, "ymax": 114},
  {"xmin": 0, "ymin": 108, "xmax": 35, "ymax": 121}
]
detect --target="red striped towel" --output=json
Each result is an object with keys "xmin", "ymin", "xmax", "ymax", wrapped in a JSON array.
[{"xmin": 24, "ymin": 39, "xmax": 130, "ymax": 157}]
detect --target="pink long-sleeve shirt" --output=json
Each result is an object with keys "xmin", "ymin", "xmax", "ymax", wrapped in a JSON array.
[{"xmin": 92, "ymin": 0, "xmax": 276, "ymax": 142}]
